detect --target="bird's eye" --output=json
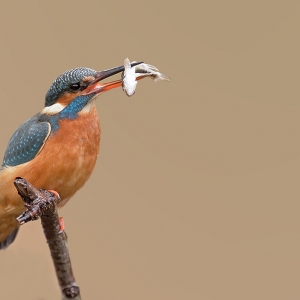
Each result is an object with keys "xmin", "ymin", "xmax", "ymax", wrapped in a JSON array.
[{"xmin": 69, "ymin": 83, "xmax": 81, "ymax": 91}]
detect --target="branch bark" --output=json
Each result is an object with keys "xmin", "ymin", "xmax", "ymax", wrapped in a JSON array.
[{"xmin": 14, "ymin": 177, "xmax": 81, "ymax": 300}]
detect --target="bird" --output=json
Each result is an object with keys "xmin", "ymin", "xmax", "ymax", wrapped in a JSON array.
[{"xmin": 0, "ymin": 62, "xmax": 141, "ymax": 249}]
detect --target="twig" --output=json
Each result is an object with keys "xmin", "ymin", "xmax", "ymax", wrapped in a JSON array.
[{"xmin": 14, "ymin": 177, "xmax": 81, "ymax": 300}]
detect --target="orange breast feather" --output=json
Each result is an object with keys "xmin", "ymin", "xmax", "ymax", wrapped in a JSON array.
[{"xmin": 0, "ymin": 104, "xmax": 101, "ymax": 215}]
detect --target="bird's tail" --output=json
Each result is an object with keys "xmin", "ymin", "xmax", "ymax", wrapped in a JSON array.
[{"xmin": 0, "ymin": 227, "xmax": 19, "ymax": 250}]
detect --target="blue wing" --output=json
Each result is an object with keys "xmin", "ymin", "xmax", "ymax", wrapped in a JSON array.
[{"xmin": 2, "ymin": 114, "xmax": 51, "ymax": 168}]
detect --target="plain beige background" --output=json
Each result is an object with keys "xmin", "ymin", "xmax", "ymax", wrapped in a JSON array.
[{"xmin": 0, "ymin": 1, "xmax": 299, "ymax": 299}]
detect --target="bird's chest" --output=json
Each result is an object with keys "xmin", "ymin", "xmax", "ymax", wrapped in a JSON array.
[
  {"xmin": 26, "ymin": 106, "xmax": 101, "ymax": 202},
  {"xmin": 54, "ymin": 109, "xmax": 100, "ymax": 176}
]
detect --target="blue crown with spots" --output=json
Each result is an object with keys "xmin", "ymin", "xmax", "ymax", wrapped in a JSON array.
[{"xmin": 45, "ymin": 67, "xmax": 97, "ymax": 107}]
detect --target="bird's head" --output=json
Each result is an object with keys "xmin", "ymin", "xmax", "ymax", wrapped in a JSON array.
[{"xmin": 43, "ymin": 63, "xmax": 141, "ymax": 116}]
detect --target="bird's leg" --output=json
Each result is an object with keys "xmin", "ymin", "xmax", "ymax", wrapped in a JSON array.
[
  {"xmin": 48, "ymin": 189, "xmax": 65, "ymax": 233},
  {"xmin": 48, "ymin": 189, "xmax": 60, "ymax": 199},
  {"xmin": 59, "ymin": 217, "xmax": 65, "ymax": 232}
]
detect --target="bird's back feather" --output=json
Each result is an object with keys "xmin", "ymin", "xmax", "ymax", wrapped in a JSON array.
[{"xmin": 2, "ymin": 114, "xmax": 51, "ymax": 168}]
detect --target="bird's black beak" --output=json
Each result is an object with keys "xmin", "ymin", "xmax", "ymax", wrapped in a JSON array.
[{"xmin": 82, "ymin": 61, "xmax": 142, "ymax": 95}]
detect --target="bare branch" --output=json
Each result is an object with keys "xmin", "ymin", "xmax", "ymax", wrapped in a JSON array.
[{"xmin": 14, "ymin": 177, "xmax": 81, "ymax": 300}]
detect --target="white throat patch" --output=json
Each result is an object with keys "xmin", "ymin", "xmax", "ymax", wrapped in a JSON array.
[{"xmin": 42, "ymin": 103, "xmax": 66, "ymax": 115}]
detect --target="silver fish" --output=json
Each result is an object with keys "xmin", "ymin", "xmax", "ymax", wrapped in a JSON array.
[
  {"xmin": 122, "ymin": 58, "xmax": 138, "ymax": 96},
  {"xmin": 122, "ymin": 58, "xmax": 170, "ymax": 97}
]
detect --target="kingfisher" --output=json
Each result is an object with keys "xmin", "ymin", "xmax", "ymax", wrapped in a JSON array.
[{"xmin": 0, "ymin": 62, "xmax": 142, "ymax": 249}]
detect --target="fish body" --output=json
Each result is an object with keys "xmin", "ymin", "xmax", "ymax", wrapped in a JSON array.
[
  {"xmin": 122, "ymin": 58, "xmax": 170, "ymax": 97},
  {"xmin": 122, "ymin": 58, "xmax": 137, "ymax": 96}
]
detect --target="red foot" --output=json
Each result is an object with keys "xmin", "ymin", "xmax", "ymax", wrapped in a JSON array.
[
  {"xmin": 59, "ymin": 216, "xmax": 65, "ymax": 232},
  {"xmin": 48, "ymin": 189, "xmax": 60, "ymax": 201}
]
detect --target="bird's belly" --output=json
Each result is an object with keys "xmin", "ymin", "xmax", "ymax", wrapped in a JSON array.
[{"xmin": 0, "ymin": 106, "xmax": 100, "ymax": 214}]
